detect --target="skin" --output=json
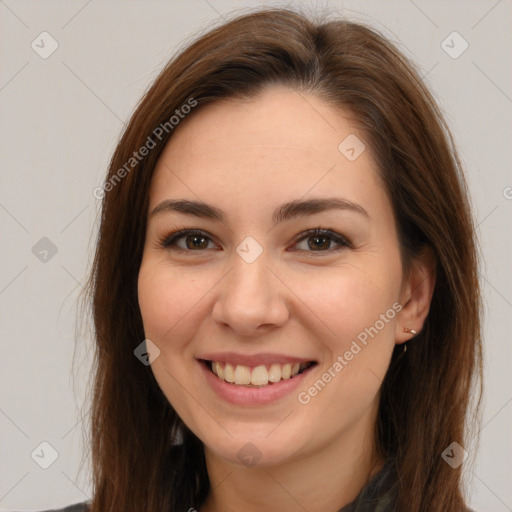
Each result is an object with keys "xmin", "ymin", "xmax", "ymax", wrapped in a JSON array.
[{"xmin": 137, "ymin": 86, "xmax": 435, "ymax": 512}]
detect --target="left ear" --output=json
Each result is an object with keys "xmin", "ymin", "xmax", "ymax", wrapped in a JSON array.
[{"xmin": 395, "ymin": 245, "xmax": 436, "ymax": 344}]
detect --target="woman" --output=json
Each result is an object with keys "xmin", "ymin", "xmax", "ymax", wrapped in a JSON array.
[{"xmin": 39, "ymin": 7, "xmax": 482, "ymax": 512}]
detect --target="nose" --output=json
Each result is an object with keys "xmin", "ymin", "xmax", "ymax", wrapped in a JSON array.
[{"xmin": 211, "ymin": 254, "xmax": 290, "ymax": 337}]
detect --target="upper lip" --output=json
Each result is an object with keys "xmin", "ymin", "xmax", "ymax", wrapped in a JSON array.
[{"xmin": 197, "ymin": 352, "xmax": 317, "ymax": 367}]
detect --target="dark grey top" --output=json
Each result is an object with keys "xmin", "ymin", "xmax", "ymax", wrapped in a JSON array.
[
  {"xmin": 338, "ymin": 458, "xmax": 397, "ymax": 511},
  {"xmin": 22, "ymin": 460, "xmax": 475, "ymax": 511}
]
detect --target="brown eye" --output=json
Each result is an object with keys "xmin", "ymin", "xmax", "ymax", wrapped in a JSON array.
[
  {"xmin": 160, "ymin": 230, "xmax": 217, "ymax": 251},
  {"xmin": 293, "ymin": 229, "xmax": 351, "ymax": 254},
  {"xmin": 184, "ymin": 234, "xmax": 209, "ymax": 250},
  {"xmin": 306, "ymin": 234, "xmax": 332, "ymax": 251}
]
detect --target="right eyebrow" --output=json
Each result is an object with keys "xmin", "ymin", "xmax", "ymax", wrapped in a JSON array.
[{"xmin": 150, "ymin": 199, "xmax": 224, "ymax": 221}]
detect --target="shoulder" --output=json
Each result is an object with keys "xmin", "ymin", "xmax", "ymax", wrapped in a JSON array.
[{"xmin": 15, "ymin": 502, "xmax": 90, "ymax": 512}]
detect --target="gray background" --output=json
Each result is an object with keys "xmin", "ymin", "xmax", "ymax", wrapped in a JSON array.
[{"xmin": 0, "ymin": 0, "xmax": 510, "ymax": 510}]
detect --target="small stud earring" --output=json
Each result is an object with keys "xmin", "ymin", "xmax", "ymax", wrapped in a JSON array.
[{"xmin": 403, "ymin": 327, "xmax": 417, "ymax": 334}]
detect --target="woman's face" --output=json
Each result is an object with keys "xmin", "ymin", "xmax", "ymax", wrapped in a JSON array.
[{"xmin": 138, "ymin": 86, "xmax": 408, "ymax": 468}]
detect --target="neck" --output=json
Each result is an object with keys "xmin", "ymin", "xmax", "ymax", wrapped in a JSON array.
[{"xmin": 199, "ymin": 410, "xmax": 384, "ymax": 512}]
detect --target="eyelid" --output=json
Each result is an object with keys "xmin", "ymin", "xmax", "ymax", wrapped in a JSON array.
[
  {"xmin": 290, "ymin": 228, "xmax": 352, "ymax": 253},
  {"xmin": 157, "ymin": 228, "xmax": 219, "ymax": 251},
  {"xmin": 157, "ymin": 227, "xmax": 352, "ymax": 253}
]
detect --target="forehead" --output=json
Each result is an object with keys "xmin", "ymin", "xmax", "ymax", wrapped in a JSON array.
[
  {"xmin": 149, "ymin": 87, "xmax": 385, "ymax": 218},
  {"xmin": 157, "ymin": 87, "xmax": 365, "ymax": 165}
]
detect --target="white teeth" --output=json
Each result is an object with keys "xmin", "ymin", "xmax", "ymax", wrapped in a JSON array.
[
  {"xmin": 234, "ymin": 365, "xmax": 251, "ymax": 385},
  {"xmin": 212, "ymin": 361, "xmax": 224, "ymax": 379},
  {"xmin": 251, "ymin": 365, "xmax": 268, "ymax": 385},
  {"xmin": 268, "ymin": 363, "xmax": 282, "ymax": 382},
  {"xmin": 210, "ymin": 360, "xmax": 307, "ymax": 386},
  {"xmin": 224, "ymin": 363, "xmax": 235, "ymax": 383},
  {"xmin": 281, "ymin": 363, "xmax": 292, "ymax": 379}
]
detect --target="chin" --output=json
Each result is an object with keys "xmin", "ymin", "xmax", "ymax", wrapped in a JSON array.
[{"xmin": 200, "ymin": 427, "xmax": 307, "ymax": 469}]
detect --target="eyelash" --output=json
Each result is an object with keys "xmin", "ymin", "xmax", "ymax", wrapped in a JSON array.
[{"xmin": 156, "ymin": 227, "xmax": 352, "ymax": 256}]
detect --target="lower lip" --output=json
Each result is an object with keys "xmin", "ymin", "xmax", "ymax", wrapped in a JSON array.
[{"xmin": 199, "ymin": 360, "xmax": 316, "ymax": 406}]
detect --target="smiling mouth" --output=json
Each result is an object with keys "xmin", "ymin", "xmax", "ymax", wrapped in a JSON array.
[{"xmin": 201, "ymin": 360, "xmax": 317, "ymax": 387}]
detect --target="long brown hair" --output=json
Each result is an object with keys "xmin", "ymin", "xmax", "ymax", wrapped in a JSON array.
[{"xmin": 79, "ymin": 7, "xmax": 482, "ymax": 511}]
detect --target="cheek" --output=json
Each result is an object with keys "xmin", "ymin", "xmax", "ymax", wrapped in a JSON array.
[
  {"xmin": 137, "ymin": 261, "xmax": 204, "ymax": 346},
  {"xmin": 291, "ymin": 263, "xmax": 400, "ymax": 410},
  {"xmin": 137, "ymin": 261, "xmax": 206, "ymax": 414},
  {"xmin": 292, "ymin": 272, "xmax": 399, "ymax": 436},
  {"xmin": 294, "ymin": 266, "xmax": 400, "ymax": 350}
]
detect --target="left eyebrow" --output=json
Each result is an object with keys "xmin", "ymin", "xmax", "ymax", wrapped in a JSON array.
[
  {"xmin": 149, "ymin": 197, "xmax": 369, "ymax": 224},
  {"xmin": 272, "ymin": 197, "xmax": 369, "ymax": 224}
]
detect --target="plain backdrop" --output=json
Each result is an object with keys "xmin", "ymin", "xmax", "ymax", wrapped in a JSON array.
[{"xmin": 0, "ymin": 0, "xmax": 511, "ymax": 510}]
